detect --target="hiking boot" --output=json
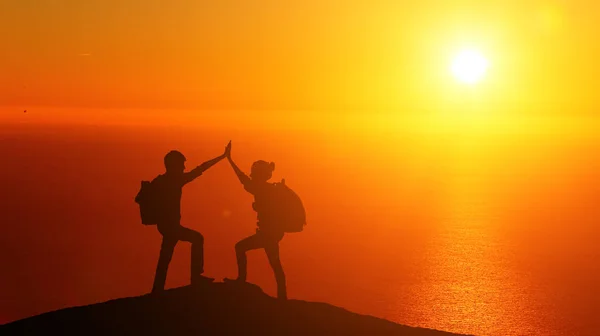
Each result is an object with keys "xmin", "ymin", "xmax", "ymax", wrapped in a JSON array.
[{"xmin": 191, "ymin": 274, "xmax": 215, "ymax": 285}]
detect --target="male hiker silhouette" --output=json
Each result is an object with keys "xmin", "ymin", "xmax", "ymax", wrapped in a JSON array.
[{"xmin": 144, "ymin": 142, "xmax": 231, "ymax": 293}]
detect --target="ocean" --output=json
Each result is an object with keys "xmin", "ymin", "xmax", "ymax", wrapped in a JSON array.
[{"xmin": 1, "ymin": 111, "xmax": 599, "ymax": 335}]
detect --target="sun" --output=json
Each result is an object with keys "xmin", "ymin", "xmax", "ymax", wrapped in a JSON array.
[{"xmin": 450, "ymin": 49, "xmax": 489, "ymax": 85}]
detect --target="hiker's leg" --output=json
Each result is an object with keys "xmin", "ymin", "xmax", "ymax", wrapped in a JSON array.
[
  {"xmin": 235, "ymin": 233, "xmax": 265, "ymax": 281},
  {"xmin": 176, "ymin": 226, "xmax": 205, "ymax": 282},
  {"xmin": 153, "ymin": 237, "xmax": 177, "ymax": 293},
  {"xmin": 265, "ymin": 240, "xmax": 287, "ymax": 300}
]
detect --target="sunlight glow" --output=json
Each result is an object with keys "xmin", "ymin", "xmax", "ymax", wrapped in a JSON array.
[{"xmin": 451, "ymin": 49, "xmax": 489, "ymax": 85}]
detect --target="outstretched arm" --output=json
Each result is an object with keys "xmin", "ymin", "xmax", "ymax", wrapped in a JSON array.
[
  {"xmin": 227, "ymin": 155, "xmax": 251, "ymax": 186},
  {"xmin": 183, "ymin": 141, "xmax": 230, "ymax": 184},
  {"xmin": 225, "ymin": 143, "xmax": 255, "ymax": 193}
]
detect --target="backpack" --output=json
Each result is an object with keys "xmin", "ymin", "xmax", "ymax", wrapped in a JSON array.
[
  {"xmin": 270, "ymin": 179, "xmax": 306, "ymax": 233},
  {"xmin": 134, "ymin": 177, "xmax": 161, "ymax": 225}
]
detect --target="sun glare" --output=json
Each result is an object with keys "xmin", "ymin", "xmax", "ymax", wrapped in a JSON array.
[{"xmin": 451, "ymin": 49, "xmax": 489, "ymax": 85}]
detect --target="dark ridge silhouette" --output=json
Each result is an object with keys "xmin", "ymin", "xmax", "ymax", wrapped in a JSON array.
[{"xmin": 1, "ymin": 281, "xmax": 468, "ymax": 336}]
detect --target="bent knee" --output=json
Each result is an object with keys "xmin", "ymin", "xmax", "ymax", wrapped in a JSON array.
[
  {"xmin": 193, "ymin": 232, "xmax": 204, "ymax": 244},
  {"xmin": 235, "ymin": 241, "xmax": 246, "ymax": 253}
]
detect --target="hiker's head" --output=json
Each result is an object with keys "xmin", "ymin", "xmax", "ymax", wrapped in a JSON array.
[
  {"xmin": 250, "ymin": 160, "xmax": 275, "ymax": 182},
  {"xmin": 164, "ymin": 150, "xmax": 186, "ymax": 173}
]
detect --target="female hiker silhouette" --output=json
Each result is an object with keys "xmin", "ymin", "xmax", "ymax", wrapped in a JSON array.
[{"xmin": 225, "ymin": 145, "xmax": 288, "ymax": 300}]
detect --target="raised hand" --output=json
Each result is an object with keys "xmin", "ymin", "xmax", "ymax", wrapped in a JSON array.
[{"xmin": 224, "ymin": 140, "xmax": 232, "ymax": 158}]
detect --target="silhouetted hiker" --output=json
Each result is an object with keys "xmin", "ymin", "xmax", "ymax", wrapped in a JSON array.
[
  {"xmin": 136, "ymin": 142, "xmax": 231, "ymax": 293},
  {"xmin": 224, "ymin": 144, "xmax": 306, "ymax": 300}
]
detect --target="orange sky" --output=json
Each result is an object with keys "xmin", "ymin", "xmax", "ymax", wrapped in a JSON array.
[
  {"xmin": 1, "ymin": 1, "xmax": 600, "ymax": 113},
  {"xmin": 2, "ymin": 3, "xmax": 600, "ymax": 332}
]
